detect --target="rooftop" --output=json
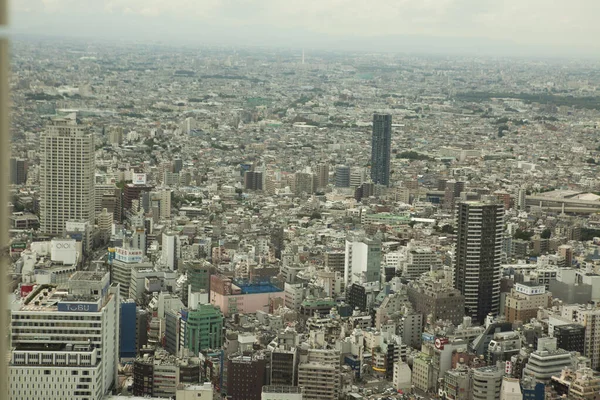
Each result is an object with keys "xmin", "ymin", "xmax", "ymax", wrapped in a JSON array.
[{"xmin": 234, "ymin": 281, "xmax": 283, "ymax": 294}]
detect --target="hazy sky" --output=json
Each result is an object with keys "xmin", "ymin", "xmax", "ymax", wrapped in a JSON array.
[{"xmin": 11, "ymin": 0, "xmax": 600, "ymax": 56}]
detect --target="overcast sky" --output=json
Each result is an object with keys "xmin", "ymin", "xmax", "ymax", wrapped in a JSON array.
[{"xmin": 11, "ymin": 0, "xmax": 600, "ymax": 56}]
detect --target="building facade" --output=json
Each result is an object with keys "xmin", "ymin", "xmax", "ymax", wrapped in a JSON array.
[
  {"xmin": 370, "ymin": 113, "xmax": 392, "ymax": 186},
  {"xmin": 454, "ymin": 201, "xmax": 504, "ymax": 324},
  {"xmin": 39, "ymin": 118, "xmax": 95, "ymax": 235}
]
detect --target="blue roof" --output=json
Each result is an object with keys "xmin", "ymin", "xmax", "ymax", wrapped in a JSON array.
[{"xmin": 235, "ymin": 281, "xmax": 283, "ymax": 294}]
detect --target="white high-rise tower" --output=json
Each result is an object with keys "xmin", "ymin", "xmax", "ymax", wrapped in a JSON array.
[{"xmin": 40, "ymin": 117, "xmax": 95, "ymax": 235}]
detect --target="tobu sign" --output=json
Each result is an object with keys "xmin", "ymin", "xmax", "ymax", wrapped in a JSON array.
[{"xmin": 58, "ymin": 302, "xmax": 99, "ymax": 312}]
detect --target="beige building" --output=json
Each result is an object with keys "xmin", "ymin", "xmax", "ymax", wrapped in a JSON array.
[
  {"xmin": 176, "ymin": 383, "xmax": 213, "ymax": 400},
  {"xmin": 504, "ymin": 282, "xmax": 552, "ymax": 323},
  {"xmin": 568, "ymin": 367, "xmax": 600, "ymax": 399},
  {"xmin": 559, "ymin": 305, "xmax": 600, "ymax": 370},
  {"xmin": 40, "ymin": 117, "xmax": 95, "ymax": 235},
  {"xmin": 411, "ymin": 351, "xmax": 434, "ymax": 392},
  {"xmin": 297, "ymin": 348, "xmax": 340, "ymax": 400}
]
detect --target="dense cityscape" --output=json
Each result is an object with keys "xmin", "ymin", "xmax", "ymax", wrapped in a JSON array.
[{"xmin": 7, "ymin": 36, "xmax": 600, "ymax": 400}]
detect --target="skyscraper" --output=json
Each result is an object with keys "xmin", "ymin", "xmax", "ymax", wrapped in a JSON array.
[
  {"xmin": 335, "ymin": 165, "xmax": 350, "ymax": 188},
  {"xmin": 454, "ymin": 201, "xmax": 504, "ymax": 324},
  {"xmin": 315, "ymin": 163, "xmax": 329, "ymax": 189},
  {"xmin": 9, "ymin": 157, "xmax": 27, "ymax": 184},
  {"xmin": 39, "ymin": 117, "xmax": 95, "ymax": 235},
  {"xmin": 371, "ymin": 113, "xmax": 392, "ymax": 186}
]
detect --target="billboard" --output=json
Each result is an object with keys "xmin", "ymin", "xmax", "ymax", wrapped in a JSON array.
[
  {"xmin": 422, "ymin": 333, "xmax": 435, "ymax": 343},
  {"xmin": 20, "ymin": 284, "xmax": 34, "ymax": 298},
  {"xmin": 11, "ymin": 242, "xmax": 26, "ymax": 253},
  {"xmin": 132, "ymin": 173, "xmax": 147, "ymax": 185},
  {"xmin": 114, "ymin": 247, "xmax": 143, "ymax": 263}
]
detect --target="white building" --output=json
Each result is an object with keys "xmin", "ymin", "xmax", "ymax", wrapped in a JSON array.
[
  {"xmin": 393, "ymin": 361, "xmax": 412, "ymax": 392},
  {"xmin": 262, "ymin": 385, "xmax": 303, "ymax": 400},
  {"xmin": 9, "ymin": 271, "xmax": 119, "ymax": 400},
  {"xmin": 162, "ymin": 232, "xmax": 181, "ymax": 270},
  {"xmin": 40, "ymin": 117, "xmax": 95, "ymax": 235},
  {"xmin": 344, "ymin": 237, "xmax": 382, "ymax": 286}
]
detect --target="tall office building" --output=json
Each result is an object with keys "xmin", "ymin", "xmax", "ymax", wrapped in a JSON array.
[
  {"xmin": 454, "ymin": 201, "xmax": 504, "ymax": 324},
  {"xmin": 294, "ymin": 172, "xmax": 314, "ymax": 195},
  {"xmin": 315, "ymin": 163, "xmax": 329, "ymax": 189},
  {"xmin": 183, "ymin": 304, "xmax": 224, "ymax": 355},
  {"xmin": 443, "ymin": 180, "xmax": 466, "ymax": 211},
  {"xmin": 9, "ymin": 272, "xmax": 120, "ymax": 400},
  {"xmin": 370, "ymin": 113, "xmax": 392, "ymax": 186},
  {"xmin": 334, "ymin": 165, "xmax": 350, "ymax": 188},
  {"xmin": 107, "ymin": 126, "xmax": 123, "ymax": 145},
  {"xmin": 10, "ymin": 157, "xmax": 27, "ymax": 184},
  {"xmin": 244, "ymin": 171, "xmax": 264, "ymax": 191},
  {"xmin": 517, "ymin": 188, "xmax": 527, "ymax": 211},
  {"xmin": 39, "ymin": 117, "xmax": 95, "ymax": 235},
  {"xmin": 344, "ymin": 236, "xmax": 382, "ymax": 287}
]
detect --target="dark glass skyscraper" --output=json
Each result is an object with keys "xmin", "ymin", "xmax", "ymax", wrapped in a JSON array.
[
  {"xmin": 371, "ymin": 113, "xmax": 392, "ymax": 186},
  {"xmin": 454, "ymin": 201, "xmax": 504, "ymax": 324}
]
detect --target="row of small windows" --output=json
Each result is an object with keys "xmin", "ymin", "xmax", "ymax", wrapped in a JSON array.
[{"xmin": 13, "ymin": 315, "xmax": 101, "ymax": 320}]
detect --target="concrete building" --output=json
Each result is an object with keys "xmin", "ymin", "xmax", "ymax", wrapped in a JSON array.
[
  {"xmin": 9, "ymin": 271, "xmax": 119, "ymax": 400},
  {"xmin": 176, "ymin": 383, "xmax": 214, "ymax": 400},
  {"xmin": 454, "ymin": 201, "xmax": 504, "ymax": 324},
  {"xmin": 522, "ymin": 337, "xmax": 576, "ymax": 383},
  {"xmin": 244, "ymin": 171, "xmax": 264, "ymax": 191},
  {"xmin": 471, "ymin": 365, "xmax": 503, "ymax": 400},
  {"xmin": 554, "ymin": 324, "xmax": 586, "ymax": 354},
  {"xmin": 558, "ymin": 304, "xmax": 600, "ymax": 369},
  {"xmin": 499, "ymin": 377, "xmax": 522, "ymax": 400},
  {"xmin": 315, "ymin": 163, "xmax": 329, "ymax": 189},
  {"xmin": 350, "ymin": 167, "xmax": 367, "ymax": 188},
  {"xmin": 443, "ymin": 367, "xmax": 471, "ymax": 400},
  {"xmin": 98, "ymin": 208, "xmax": 113, "ymax": 243},
  {"xmin": 504, "ymin": 282, "xmax": 552, "ymax": 323},
  {"xmin": 108, "ymin": 126, "xmax": 123, "ymax": 145},
  {"xmin": 324, "ymin": 251, "xmax": 345, "ymax": 274},
  {"xmin": 402, "ymin": 247, "xmax": 442, "ymax": 280},
  {"xmin": 210, "ymin": 276, "xmax": 284, "ymax": 317},
  {"xmin": 392, "ymin": 361, "xmax": 412, "ymax": 392},
  {"xmin": 297, "ymin": 348, "xmax": 340, "ymax": 400},
  {"xmin": 10, "ymin": 157, "xmax": 27, "ymax": 185},
  {"xmin": 183, "ymin": 304, "xmax": 224, "ymax": 355},
  {"xmin": 344, "ymin": 237, "xmax": 382, "ymax": 286},
  {"xmin": 39, "ymin": 117, "xmax": 95, "ymax": 235},
  {"xmin": 162, "ymin": 232, "xmax": 180, "ymax": 270},
  {"xmin": 443, "ymin": 180, "xmax": 466, "ymax": 211},
  {"xmin": 412, "ymin": 352, "xmax": 434, "ymax": 392},
  {"xmin": 294, "ymin": 172, "xmax": 314, "ymax": 195},
  {"xmin": 407, "ymin": 273, "xmax": 465, "ymax": 326},
  {"xmin": 334, "ymin": 165, "xmax": 350, "ymax": 188},
  {"xmin": 270, "ymin": 348, "xmax": 298, "ymax": 386},
  {"xmin": 227, "ymin": 354, "xmax": 267, "ymax": 400},
  {"xmin": 568, "ymin": 367, "xmax": 600, "ymax": 399},
  {"xmin": 110, "ymin": 247, "xmax": 150, "ymax": 299},
  {"xmin": 261, "ymin": 386, "xmax": 303, "ymax": 400}
]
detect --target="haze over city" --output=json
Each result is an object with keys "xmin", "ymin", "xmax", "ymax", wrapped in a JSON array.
[{"xmin": 12, "ymin": 0, "xmax": 600, "ymax": 57}]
